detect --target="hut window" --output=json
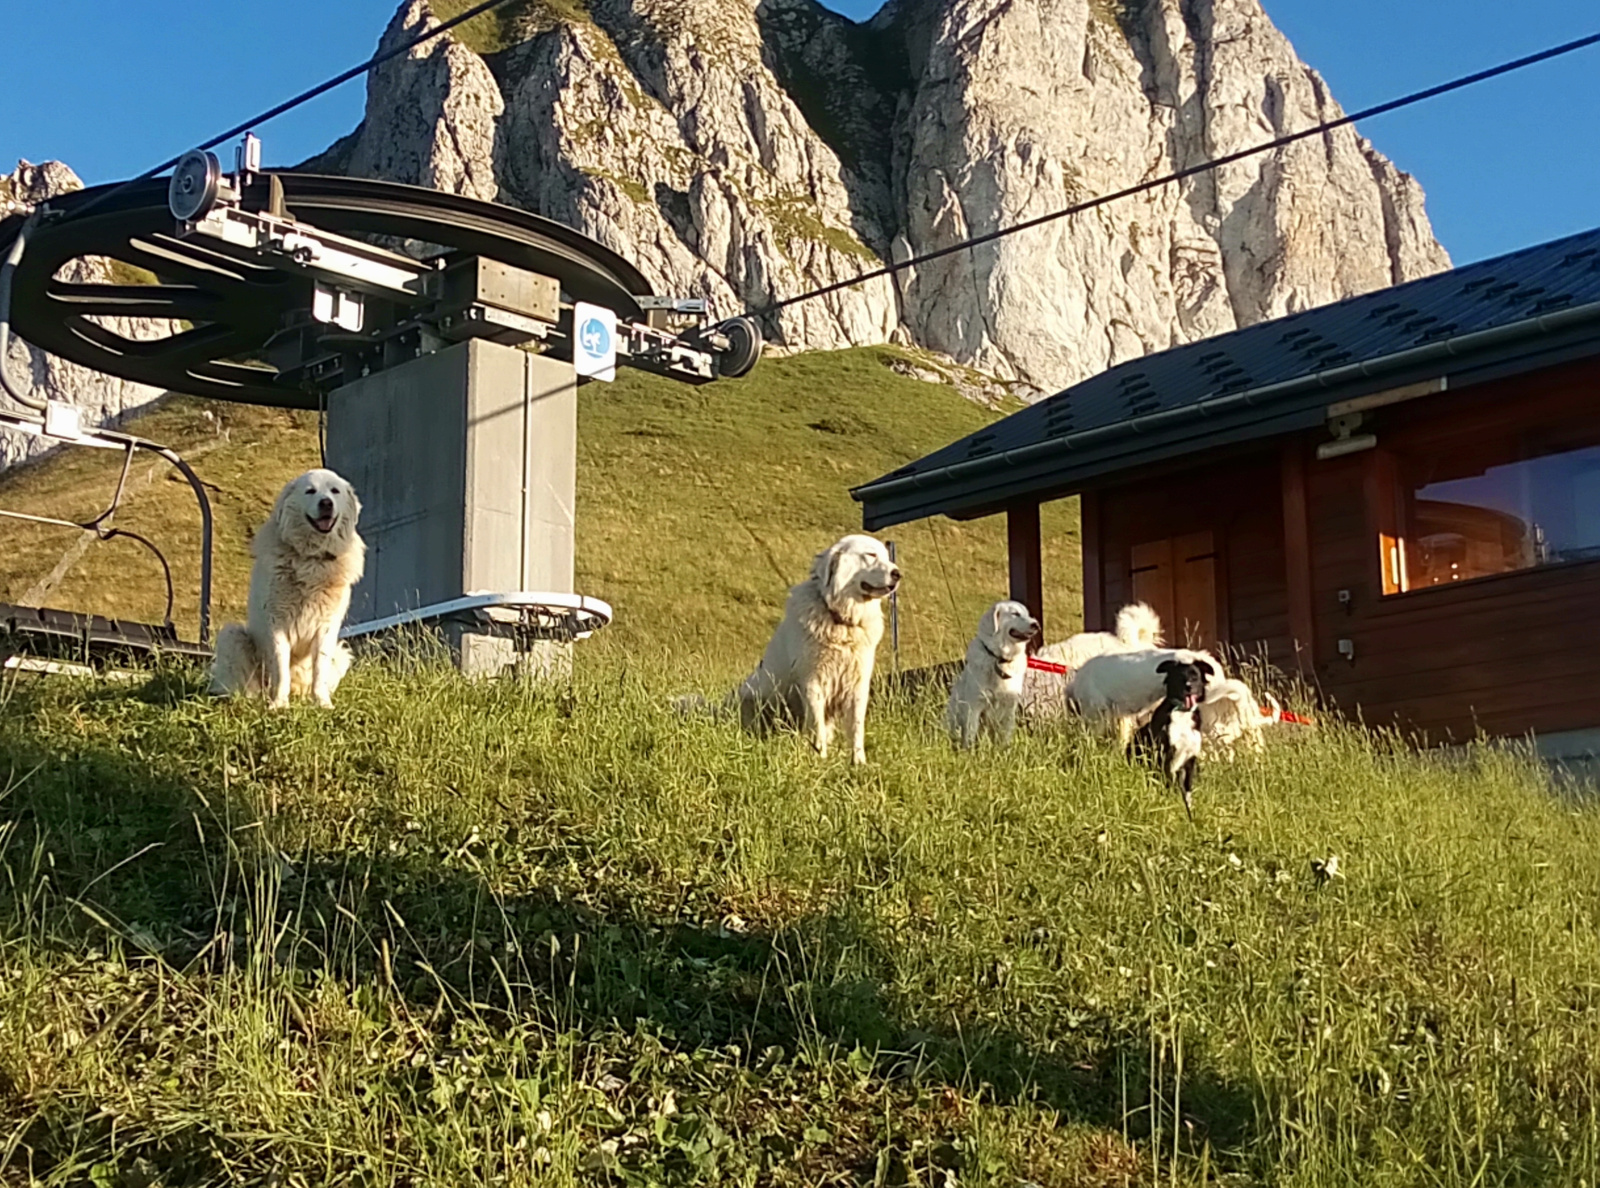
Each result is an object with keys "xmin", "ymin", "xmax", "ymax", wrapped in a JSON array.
[
  {"xmin": 1130, "ymin": 530, "xmax": 1220, "ymax": 646},
  {"xmin": 1389, "ymin": 430, "xmax": 1600, "ymax": 591}
]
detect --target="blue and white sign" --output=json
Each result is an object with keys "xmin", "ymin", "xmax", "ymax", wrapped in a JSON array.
[{"xmin": 573, "ymin": 301, "xmax": 617, "ymax": 382}]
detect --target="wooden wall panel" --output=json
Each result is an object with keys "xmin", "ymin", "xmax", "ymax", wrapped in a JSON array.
[
  {"xmin": 1280, "ymin": 442, "xmax": 1315, "ymax": 665},
  {"xmin": 1305, "ymin": 355, "xmax": 1600, "ymax": 742},
  {"xmin": 1092, "ymin": 454, "xmax": 1290, "ymax": 662},
  {"xmin": 1079, "ymin": 488, "xmax": 1104, "ymax": 634},
  {"xmin": 1007, "ymin": 501, "xmax": 1045, "ymax": 644}
]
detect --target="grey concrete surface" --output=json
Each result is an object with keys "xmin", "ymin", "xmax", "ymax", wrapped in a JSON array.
[{"xmin": 329, "ymin": 340, "xmax": 576, "ymax": 678}]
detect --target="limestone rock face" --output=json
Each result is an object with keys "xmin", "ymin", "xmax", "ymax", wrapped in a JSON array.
[
  {"xmin": 884, "ymin": 0, "xmax": 1453, "ymax": 386},
  {"xmin": 315, "ymin": 0, "xmax": 1446, "ymax": 394},
  {"xmin": 7, "ymin": 0, "xmax": 1449, "ymax": 444},
  {"xmin": 0, "ymin": 161, "xmax": 169, "ymax": 470}
]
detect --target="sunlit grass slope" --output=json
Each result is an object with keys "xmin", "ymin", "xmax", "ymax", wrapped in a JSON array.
[
  {"xmin": 0, "ymin": 346, "xmax": 1080, "ymax": 678},
  {"xmin": 2, "ymin": 664, "xmax": 1598, "ymax": 1185}
]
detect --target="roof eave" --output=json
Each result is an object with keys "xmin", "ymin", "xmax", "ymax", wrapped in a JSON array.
[{"xmin": 854, "ymin": 298, "xmax": 1600, "ymax": 529}]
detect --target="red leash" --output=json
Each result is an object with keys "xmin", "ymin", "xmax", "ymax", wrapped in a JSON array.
[{"xmin": 1026, "ymin": 655, "xmax": 1314, "ymax": 725}]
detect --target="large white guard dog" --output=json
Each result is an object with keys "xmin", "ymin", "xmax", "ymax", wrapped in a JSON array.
[
  {"xmin": 945, "ymin": 600, "xmax": 1039, "ymax": 748},
  {"xmin": 1022, "ymin": 602, "xmax": 1163, "ymax": 719},
  {"xmin": 210, "ymin": 469, "xmax": 366, "ymax": 708},
  {"xmin": 1069, "ymin": 646, "xmax": 1227, "ymax": 748},
  {"xmin": 736, "ymin": 534, "xmax": 900, "ymax": 764}
]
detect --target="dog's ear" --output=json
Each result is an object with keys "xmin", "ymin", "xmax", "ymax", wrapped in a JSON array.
[
  {"xmin": 1156, "ymin": 660, "xmax": 1176, "ymax": 673},
  {"xmin": 808, "ymin": 544, "xmax": 833, "ymax": 585},
  {"xmin": 270, "ymin": 474, "xmax": 302, "ymax": 535},
  {"xmin": 342, "ymin": 483, "xmax": 362, "ymax": 536},
  {"xmin": 1197, "ymin": 659, "xmax": 1217, "ymax": 677},
  {"xmin": 989, "ymin": 602, "xmax": 1005, "ymax": 637}
]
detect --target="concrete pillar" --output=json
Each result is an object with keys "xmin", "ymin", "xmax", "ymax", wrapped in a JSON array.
[{"xmin": 327, "ymin": 339, "xmax": 576, "ymax": 678}]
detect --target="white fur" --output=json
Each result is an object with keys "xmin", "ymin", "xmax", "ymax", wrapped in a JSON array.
[
  {"xmin": 1022, "ymin": 602, "xmax": 1163, "ymax": 718},
  {"xmin": 209, "ymin": 468, "xmax": 365, "ymax": 708},
  {"xmin": 1068, "ymin": 647, "xmax": 1226, "ymax": 748},
  {"xmin": 945, "ymin": 600, "xmax": 1039, "ymax": 749},
  {"xmin": 736, "ymin": 534, "xmax": 899, "ymax": 764},
  {"xmin": 1163, "ymin": 709, "xmax": 1205, "ymax": 780},
  {"xmin": 1199, "ymin": 678, "xmax": 1281, "ymax": 757}
]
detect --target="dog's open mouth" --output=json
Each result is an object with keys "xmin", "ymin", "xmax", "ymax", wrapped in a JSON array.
[
  {"xmin": 1184, "ymin": 693, "xmax": 1199, "ymax": 710},
  {"xmin": 1009, "ymin": 626, "xmax": 1038, "ymax": 641},
  {"xmin": 308, "ymin": 513, "xmax": 336, "ymax": 534},
  {"xmin": 859, "ymin": 580, "xmax": 898, "ymax": 598}
]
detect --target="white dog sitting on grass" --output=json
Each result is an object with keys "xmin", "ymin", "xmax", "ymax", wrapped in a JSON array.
[
  {"xmin": 735, "ymin": 533, "xmax": 900, "ymax": 764},
  {"xmin": 209, "ymin": 468, "xmax": 365, "ymax": 708},
  {"xmin": 945, "ymin": 600, "xmax": 1040, "ymax": 748}
]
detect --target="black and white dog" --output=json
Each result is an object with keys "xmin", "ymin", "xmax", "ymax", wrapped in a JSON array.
[{"xmin": 1133, "ymin": 657, "xmax": 1217, "ymax": 817}]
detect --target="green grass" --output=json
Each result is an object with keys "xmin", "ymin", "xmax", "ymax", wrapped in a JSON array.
[
  {"xmin": 5, "ymin": 345, "xmax": 1598, "ymax": 1184},
  {"xmin": 2, "ymin": 660, "xmax": 1599, "ymax": 1185},
  {"xmin": 0, "ymin": 346, "xmax": 1080, "ymax": 678},
  {"xmin": 575, "ymin": 347, "xmax": 1078, "ymax": 680}
]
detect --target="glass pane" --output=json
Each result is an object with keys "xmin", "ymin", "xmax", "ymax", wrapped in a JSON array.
[{"xmin": 1402, "ymin": 441, "xmax": 1600, "ymax": 588}]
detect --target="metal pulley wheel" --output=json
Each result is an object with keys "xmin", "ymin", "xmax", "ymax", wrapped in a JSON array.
[
  {"xmin": 715, "ymin": 316, "xmax": 763, "ymax": 379},
  {"xmin": 167, "ymin": 150, "xmax": 223, "ymax": 223}
]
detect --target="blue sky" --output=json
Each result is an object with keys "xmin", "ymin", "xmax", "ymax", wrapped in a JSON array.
[{"xmin": 2, "ymin": 1, "xmax": 1594, "ymax": 265}]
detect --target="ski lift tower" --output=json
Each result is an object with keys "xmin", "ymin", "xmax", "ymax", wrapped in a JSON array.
[{"xmin": 0, "ymin": 136, "xmax": 761, "ymax": 676}]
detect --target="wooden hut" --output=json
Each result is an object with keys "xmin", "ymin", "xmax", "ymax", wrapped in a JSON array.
[{"xmin": 853, "ymin": 228, "xmax": 1600, "ymax": 749}]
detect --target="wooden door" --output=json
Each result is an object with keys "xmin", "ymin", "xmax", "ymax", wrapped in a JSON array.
[{"xmin": 1130, "ymin": 530, "xmax": 1220, "ymax": 648}]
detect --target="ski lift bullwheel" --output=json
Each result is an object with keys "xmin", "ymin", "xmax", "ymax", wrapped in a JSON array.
[{"xmin": 0, "ymin": 174, "xmax": 655, "ymax": 409}]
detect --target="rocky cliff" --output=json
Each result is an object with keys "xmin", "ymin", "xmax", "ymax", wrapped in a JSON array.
[
  {"xmin": 0, "ymin": 161, "xmax": 167, "ymax": 469},
  {"xmin": 312, "ymin": 0, "xmax": 1449, "ymax": 394}
]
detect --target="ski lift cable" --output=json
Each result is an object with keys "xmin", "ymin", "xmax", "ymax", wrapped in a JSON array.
[
  {"xmin": 748, "ymin": 30, "xmax": 1600, "ymax": 319},
  {"xmin": 60, "ymin": 0, "xmax": 524, "ymax": 225}
]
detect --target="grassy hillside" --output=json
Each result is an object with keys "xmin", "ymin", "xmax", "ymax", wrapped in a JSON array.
[
  {"xmin": 3, "ymin": 665, "xmax": 1599, "ymax": 1185},
  {"xmin": 5, "ymin": 347, "xmax": 1600, "ymax": 1185},
  {"xmin": 0, "ymin": 347, "xmax": 1080, "ymax": 679}
]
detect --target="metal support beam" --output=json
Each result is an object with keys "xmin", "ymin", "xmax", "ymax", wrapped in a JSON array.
[
  {"xmin": 1006, "ymin": 501, "xmax": 1044, "ymax": 649},
  {"xmin": 1280, "ymin": 441, "xmax": 1315, "ymax": 669}
]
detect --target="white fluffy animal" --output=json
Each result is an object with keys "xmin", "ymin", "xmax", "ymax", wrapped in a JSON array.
[
  {"xmin": 945, "ymin": 600, "xmax": 1040, "ymax": 748},
  {"xmin": 1199, "ymin": 677, "xmax": 1282, "ymax": 757},
  {"xmin": 1068, "ymin": 646, "xmax": 1227, "ymax": 747},
  {"xmin": 736, "ymin": 534, "xmax": 900, "ymax": 764},
  {"xmin": 1022, "ymin": 602, "xmax": 1163, "ymax": 718},
  {"xmin": 209, "ymin": 468, "xmax": 365, "ymax": 708}
]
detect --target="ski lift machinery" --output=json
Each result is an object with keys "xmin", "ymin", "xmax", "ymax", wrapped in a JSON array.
[{"xmin": 0, "ymin": 134, "xmax": 763, "ymax": 676}]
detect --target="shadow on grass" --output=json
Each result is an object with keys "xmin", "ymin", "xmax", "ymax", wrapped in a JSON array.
[{"xmin": 0, "ymin": 677, "xmax": 1259, "ymax": 1184}]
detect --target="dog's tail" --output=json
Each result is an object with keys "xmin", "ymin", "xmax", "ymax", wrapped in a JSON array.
[
  {"xmin": 1261, "ymin": 691, "xmax": 1283, "ymax": 724},
  {"xmin": 208, "ymin": 623, "xmax": 260, "ymax": 697},
  {"xmin": 1115, "ymin": 601, "xmax": 1164, "ymax": 648}
]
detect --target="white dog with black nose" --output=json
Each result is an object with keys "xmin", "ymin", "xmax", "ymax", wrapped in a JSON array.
[
  {"xmin": 945, "ymin": 600, "xmax": 1040, "ymax": 748},
  {"xmin": 736, "ymin": 533, "xmax": 900, "ymax": 764},
  {"xmin": 209, "ymin": 468, "xmax": 365, "ymax": 708}
]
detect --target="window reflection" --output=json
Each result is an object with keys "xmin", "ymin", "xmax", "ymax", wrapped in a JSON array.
[{"xmin": 1401, "ymin": 439, "xmax": 1600, "ymax": 588}]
